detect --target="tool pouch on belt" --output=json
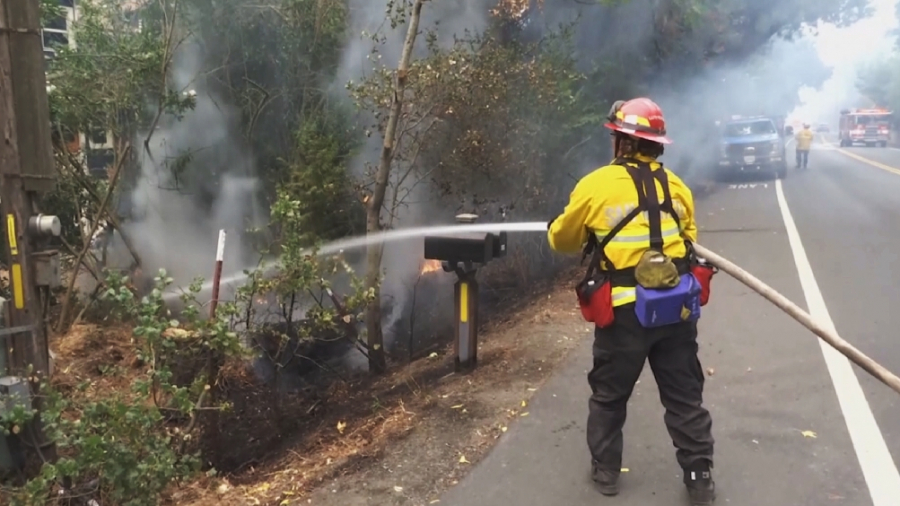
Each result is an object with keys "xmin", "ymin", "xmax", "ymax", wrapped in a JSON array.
[
  {"xmin": 634, "ymin": 272, "xmax": 701, "ymax": 328},
  {"xmin": 633, "ymin": 250, "xmax": 702, "ymax": 327},
  {"xmin": 690, "ymin": 260, "xmax": 716, "ymax": 306},
  {"xmin": 575, "ymin": 273, "xmax": 615, "ymax": 327},
  {"xmin": 625, "ymin": 162, "xmax": 702, "ymax": 328},
  {"xmin": 686, "ymin": 243, "xmax": 716, "ymax": 306}
]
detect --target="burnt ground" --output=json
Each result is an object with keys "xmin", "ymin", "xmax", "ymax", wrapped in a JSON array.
[{"xmin": 157, "ymin": 266, "xmax": 590, "ymax": 506}]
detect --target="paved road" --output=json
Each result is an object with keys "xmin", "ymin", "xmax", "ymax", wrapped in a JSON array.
[{"xmin": 440, "ymin": 135, "xmax": 900, "ymax": 505}]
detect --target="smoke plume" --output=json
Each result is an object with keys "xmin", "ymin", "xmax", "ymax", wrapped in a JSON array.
[{"xmin": 113, "ymin": 40, "xmax": 266, "ymax": 298}]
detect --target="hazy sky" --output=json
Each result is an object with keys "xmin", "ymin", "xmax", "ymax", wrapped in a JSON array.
[
  {"xmin": 816, "ymin": 0, "xmax": 898, "ymax": 67},
  {"xmin": 790, "ymin": 0, "xmax": 899, "ymax": 123}
]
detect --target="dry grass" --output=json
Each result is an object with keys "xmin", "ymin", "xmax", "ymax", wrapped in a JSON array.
[
  {"xmin": 53, "ymin": 323, "xmax": 140, "ymax": 399},
  {"xmin": 44, "ymin": 265, "xmax": 589, "ymax": 506},
  {"xmin": 175, "ymin": 267, "xmax": 587, "ymax": 506}
]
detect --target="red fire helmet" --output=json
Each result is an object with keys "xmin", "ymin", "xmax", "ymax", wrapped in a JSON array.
[{"xmin": 604, "ymin": 97, "xmax": 672, "ymax": 144}]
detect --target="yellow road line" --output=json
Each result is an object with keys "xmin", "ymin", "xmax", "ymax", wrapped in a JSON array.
[{"xmin": 821, "ymin": 136, "xmax": 900, "ymax": 177}]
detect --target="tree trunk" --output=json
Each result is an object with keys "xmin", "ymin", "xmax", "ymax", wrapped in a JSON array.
[
  {"xmin": 56, "ymin": 144, "xmax": 131, "ymax": 333},
  {"xmin": 363, "ymin": 0, "xmax": 427, "ymax": 375}
]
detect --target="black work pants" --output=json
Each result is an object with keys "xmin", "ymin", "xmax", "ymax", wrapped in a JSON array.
[
  {"xmin": 587, "ymin": 305, "xmax": 714, "ymax": 473},
  {"xmin": 796, "ymin": 149, "xmax": 809, "ymax": 168}
]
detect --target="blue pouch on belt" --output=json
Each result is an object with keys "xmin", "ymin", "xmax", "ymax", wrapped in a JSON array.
[{"xmin": 635, "ymin": 273, "xmax": 701, "ymax": 328}]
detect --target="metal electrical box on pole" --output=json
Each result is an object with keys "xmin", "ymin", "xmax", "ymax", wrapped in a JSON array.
[
  {"xmin": 0, "ymin": 0, "xmax": 63, "ymax": 469},
  {"xmin": 423, "ymin": 214, "xmax": 507, "ymax": 373}
]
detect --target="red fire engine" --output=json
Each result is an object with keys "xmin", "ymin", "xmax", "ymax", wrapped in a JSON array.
[{"xmin": 839, "ymin": 108, "xmax": 893, "ymax": 147}]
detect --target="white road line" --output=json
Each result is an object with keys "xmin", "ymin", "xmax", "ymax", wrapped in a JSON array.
[{"xmin": 775, "ymin": 179, "xmax": 900, "ymax": 505}]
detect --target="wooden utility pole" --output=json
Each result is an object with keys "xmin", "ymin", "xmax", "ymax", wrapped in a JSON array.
[{"xmin": 0, "ymin": 0, "xmax": 61, "ymax": 456}]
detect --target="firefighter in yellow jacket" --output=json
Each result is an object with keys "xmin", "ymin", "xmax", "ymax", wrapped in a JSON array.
[
  {"xmin": 795, "ymin": 123, "xmax": 814, "ymax": 170},
  {"xmin": 547, "ymin": 98, "xmax": 716, "ymax": 505}
]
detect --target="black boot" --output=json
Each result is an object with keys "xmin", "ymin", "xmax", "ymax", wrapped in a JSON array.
[
  {"xmin": 591, "ymin": 460, "xmax": 619, "ymax": 496},
  {"xmin": 683, "ymin": 460, "xmax": 715, "ymax": 505}
]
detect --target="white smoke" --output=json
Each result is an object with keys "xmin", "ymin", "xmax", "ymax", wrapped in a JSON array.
[
  {"xmin": 113, "ymin": 40, "xmax": 266, "ymax": 295},
  {"xmin": 789, "ymin": 0, "xmax": 898, "ymax": 123},
  {"xmin": 333, "ymin": 0, "xmax": 494, "ymax": 361}
]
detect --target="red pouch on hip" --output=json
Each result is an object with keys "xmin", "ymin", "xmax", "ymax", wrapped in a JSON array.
[
  {"xmin": 575, "ymin": 275, "xmax": 615, "ymax": 328},
  {"xmin": 690, "ymin": 263, "xmax": 717, "ymax": 306}
]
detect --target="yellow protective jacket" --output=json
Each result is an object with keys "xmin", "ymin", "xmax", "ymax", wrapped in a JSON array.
[
  {"xmin": 795, "ymin": 129, "xmax": 814, "ymax": 151},
  {"xmin": 547, "ymin": 154, "xmax": 697, "ymax": 306}
]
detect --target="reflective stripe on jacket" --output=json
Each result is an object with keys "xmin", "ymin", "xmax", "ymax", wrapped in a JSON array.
[{"xmin": 547, "ymin": 154, "xmax": 697, "ymax": 306}]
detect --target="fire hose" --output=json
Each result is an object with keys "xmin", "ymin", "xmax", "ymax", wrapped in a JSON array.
[{"xmin": 693, "ymin": 243, "xmax": 900, "ymax": 396}]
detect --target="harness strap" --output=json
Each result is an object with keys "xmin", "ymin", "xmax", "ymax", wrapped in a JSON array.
[
  {"xmin": 581, "ymin": 157, "xmax": 688, "ymax": 285},
  {"xmin": 634, "ymin": 165, "xmax": 663, "ymax": 251},
  {"xmin": 653, "ymin": 168, "xmax": 681, "ymax": 232},
  {"xmin": 582, "ymin": 204, "xmax": 642, "ymax": 281}
]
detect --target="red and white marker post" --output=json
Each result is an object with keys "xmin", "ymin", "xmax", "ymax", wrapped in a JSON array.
[{"xmin": 209, "ymin": 229, "xmax": 226, "ymax": 319}]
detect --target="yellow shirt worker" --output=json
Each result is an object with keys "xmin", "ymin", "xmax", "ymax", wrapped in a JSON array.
[{"xmin": 795, "ymin": 123, "xmax": 813, "ymax": 169}]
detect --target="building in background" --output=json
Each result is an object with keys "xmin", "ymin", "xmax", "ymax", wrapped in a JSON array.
[{"xmin": 42, "ymin": 0, "xmax": 115, "ymax": 178}]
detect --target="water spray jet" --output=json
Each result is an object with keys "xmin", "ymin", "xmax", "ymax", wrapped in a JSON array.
[{"xmin": 162, "ymin": 221, "xmax": 544, "ymax": 304}]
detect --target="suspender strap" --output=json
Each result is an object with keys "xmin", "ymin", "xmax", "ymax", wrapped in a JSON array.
[
  {"xmin": 652, "ymin": 168, "xmax": 681, "ymax": 232},
  {"xmin": 639, "ymin": 166, "xmax": 663, "ymax": 251},
  {"xmin": 581, "ymin": 157, "xmax": 686, "ymax": 282}
]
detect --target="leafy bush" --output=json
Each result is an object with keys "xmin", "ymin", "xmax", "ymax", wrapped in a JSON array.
[{"xmin": 1, "ymin": 270, "xmax": 242, "ymax": 505}]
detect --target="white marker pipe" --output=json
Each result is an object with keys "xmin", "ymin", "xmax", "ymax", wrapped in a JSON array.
[
  {"xmin": 210, "ymin": 229, "xmax": 226, "ymax": 318},
  {"xmin": 693, "ymin": 242, "xmax": 900, "ymax": 395}
]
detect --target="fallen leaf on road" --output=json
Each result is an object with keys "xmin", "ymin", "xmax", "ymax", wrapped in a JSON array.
[
  {"xmin": 459, "ymin": 455, "xmax": 470, "ymax": 464},
  {"xmin": 520, "ymin": 412, "xmax": 529, "ymax": 417},
  {"xmin": 430, "ymin": 500, "xmax": 440, "ymax": 504},
  {"xmin": 336, "ymin": 421, "xmax": 346, "ymax": 434},
  {"xmin": 451, "ymin": 404, "xmax": 464, "ymax": 409},
  {"xmin": 500, "ymin": 426, "xmax": 508, "ymax": 432},
  {"xmin": 621, "ymin": 468, "xmax": 630, "ymax": 473},
  {"xmin": 429, "ymin": 352, "xmax": 439, "ymax": 359},
  {"xmin": 521, "ymin": 400, "xmax": 527, "ymax": 407},
  {"xmin": 527, "ymin": 388, "xmax": 537, "ymax": 392},
  {"xmin": 393, "ymin": 486, "xmax": 403, "ymax": 493},
  {"xmin": 801, "ymin": 430, "xmax": 817, "ymax": 438},
  {"xmin": 706, "ymin": 368, "xmax": 715, "ymax": 376}
]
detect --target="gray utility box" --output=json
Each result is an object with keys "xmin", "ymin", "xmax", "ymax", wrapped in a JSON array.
[
  {"xmin": 0, "ymin": 376, "xmax": 30, "ymax": 417},
  {"xmin": 32, "ymin": 250, "xmax": 61, "ymax": 288},
  {"xmin": 0, "ymin": 376, "xmax": 29, "ymax": 473}
]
